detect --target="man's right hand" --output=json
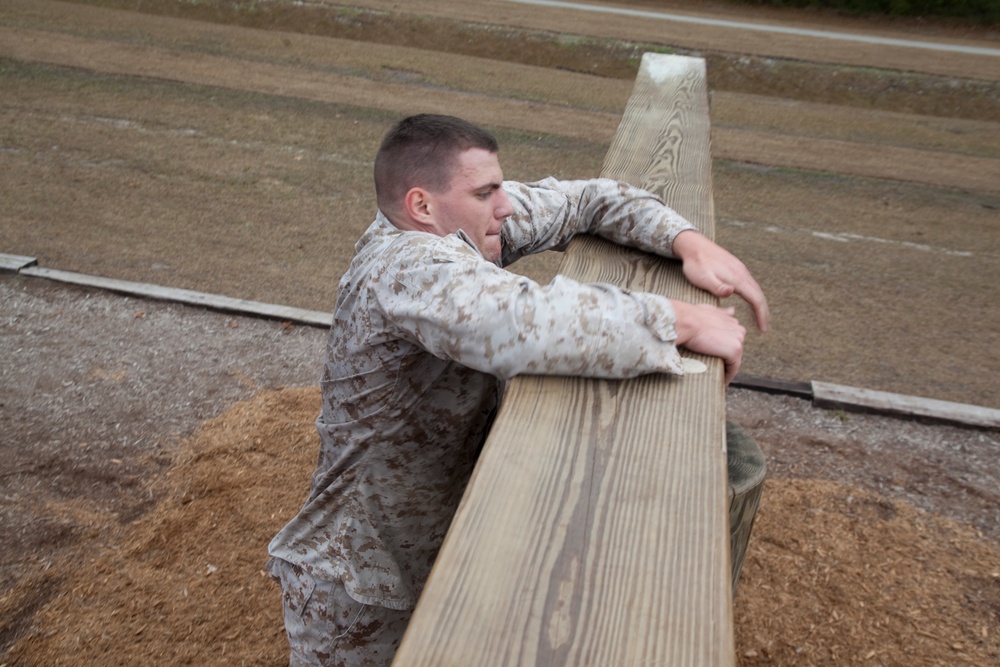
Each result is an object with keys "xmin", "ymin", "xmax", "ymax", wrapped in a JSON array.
[{"xmin": 670, "ymin": 300, "xmax": 746, "ymax": 384}]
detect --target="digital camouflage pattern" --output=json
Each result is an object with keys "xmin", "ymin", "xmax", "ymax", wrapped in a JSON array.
[
  {"xmin": 267, "ymin": 177, "xmax": 695, "ymax": 662},
  {"xmin": 269, "ymin": 558, "xmax": 411, "ymax": 667}
]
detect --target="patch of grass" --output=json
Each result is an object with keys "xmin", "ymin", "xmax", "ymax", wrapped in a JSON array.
[{"xmin": 50, "ymin": 0, "xmax": 1000, "ymax": 122}]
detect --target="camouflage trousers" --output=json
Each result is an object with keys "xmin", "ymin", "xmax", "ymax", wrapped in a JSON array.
[{"xmin": 268, "ymin": 558, "xmax": 413, "ymax": 667}]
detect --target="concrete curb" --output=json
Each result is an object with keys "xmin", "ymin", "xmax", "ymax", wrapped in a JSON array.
[
  {"xmin": 5, "ymin": 253, "xmax": 998, "ymax": 430},
  {"xmin": 6, "ymin": 257, "xmax": 330, "ymax": 328}
]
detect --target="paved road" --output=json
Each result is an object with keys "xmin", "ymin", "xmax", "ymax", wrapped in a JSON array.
[
  {"xmin": 344, "ymin": 0, "xmax": 1000, "ymax": 80},
  {"xmin": 511, "ymin": 0, "xmax": 1000, "ymax": 56}
]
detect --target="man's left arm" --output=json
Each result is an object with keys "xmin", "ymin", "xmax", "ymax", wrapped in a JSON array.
[
  {"xmin": 503, "ymin": 177, "xmax": 769, "ymax": 332},
  {"xmin": 501, "ymin": 177, "xmax": 691, "ymax": 263},
  {"xmin": 672, "ymin": 230, "xmax": 770, "ymax": 332}
]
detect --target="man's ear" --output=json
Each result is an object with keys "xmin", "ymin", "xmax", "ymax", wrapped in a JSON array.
[{"xmin": 403, "ymin": 187, "xmax": 436, "ymax": 231}]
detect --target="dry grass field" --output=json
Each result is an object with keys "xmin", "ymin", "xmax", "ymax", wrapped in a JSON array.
[{"xmin": 2, "ymin": 1, "xmax": 999, "ymax": 665}]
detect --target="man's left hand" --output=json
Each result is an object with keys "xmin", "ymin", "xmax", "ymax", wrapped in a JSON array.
[{"xmin": 671, "ymin": 230, "xmax": 770, "ymax": 332}]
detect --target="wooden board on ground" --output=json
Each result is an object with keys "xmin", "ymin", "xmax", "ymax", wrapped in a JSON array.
[
  {"xmin": 17, "ymin": 265, "xmax": 331, "ymax": 327},
  {"xmin": 393, "ymin": 54, "xmax": 733, "ymax": 666},
  {"xmin": 0, "ymin": 253, "xmax": 37, "ymax": 273},
  {"xmin": 813, "ymin": 380, "xmax": 1000, "ymax": 429}
]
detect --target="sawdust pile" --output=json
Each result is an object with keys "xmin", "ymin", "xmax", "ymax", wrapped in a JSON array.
[{"xmin": 7, "ymin": 388, "xmax": 999, "ymax": 666}]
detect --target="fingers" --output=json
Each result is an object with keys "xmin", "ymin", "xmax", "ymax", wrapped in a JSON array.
[
  {"xmin": 694, "ymin": 267, "xmax": 769, "ymax": 332},
  {"xmin": 672, "ymin": 301, "xmax": 745, "ymax": 384},
  {"xmin": 714, "ymin": 283, "xmax": 736, "ymax": 299},
  {"xmin": 753, "ymin": 298, "xmax": 771, "ymax": 333},
  {"xmin": 676, "ymin": 235, "xmax": 770, "ymax": 332},
  {"xmin": 724, "ymin": 356, "xmax": 741, "ymax": 385},
  {"xmin": 705, "ymin": 307, "xmax": 744, "ymax": 385},
  {"xmin": 733, "ymin": 276, "xmax": 770, "ymax": 332},
  {"xmin": 722, "ymin": 335, "xmax": 744, "ymax": 385}
]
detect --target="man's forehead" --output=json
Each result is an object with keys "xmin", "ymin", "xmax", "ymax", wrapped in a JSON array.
[{"xmin": 452, "ymin": 147, "xmax": 503, "ymax": 184}]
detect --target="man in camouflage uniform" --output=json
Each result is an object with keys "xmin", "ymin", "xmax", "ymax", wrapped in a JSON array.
[{"xmin": 268, "ymin": 114, "xmax": 769, "ymax": 666}]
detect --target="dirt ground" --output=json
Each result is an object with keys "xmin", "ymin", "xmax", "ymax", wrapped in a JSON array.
[
  {"xmin": 2, "ymin": 274, "xmax": 998, "ymax": 666},
  {"xmin": 1, "ymin": 0, "xmax": 999, "ymax": 665}
]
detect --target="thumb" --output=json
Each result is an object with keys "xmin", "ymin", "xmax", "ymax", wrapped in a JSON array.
[{"xmin": 713, "ymin": 282, "xmax": 735, "ymax": 298}]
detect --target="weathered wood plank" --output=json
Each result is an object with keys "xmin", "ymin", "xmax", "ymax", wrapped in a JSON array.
[
  {"xmin": 601, "ymin": 54, "xmax": 716, "ymax": 232},
  {"xmin": 393, "ymin": 54, "xmax": 732, "ymax": 666},
  {"xmin": 0, "ymin": 253, "xmax": 38, "ymax": 273},
  {"xmin": 813, "ymin": 380, "xmax": 1000, "ymax": 429},
  {"xmin": 18, "ymin": 266, "xmax": 331, "ymax": 326}
]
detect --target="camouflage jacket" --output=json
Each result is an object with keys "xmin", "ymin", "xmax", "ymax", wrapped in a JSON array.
[{"xmin": 268, "ymin": 177, "xmax": 695, "ymax": 609}]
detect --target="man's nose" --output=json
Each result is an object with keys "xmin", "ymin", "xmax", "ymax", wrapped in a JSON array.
[{"xmin": 495, "ymin": 191, "xmax": 514, "ymax": 218}]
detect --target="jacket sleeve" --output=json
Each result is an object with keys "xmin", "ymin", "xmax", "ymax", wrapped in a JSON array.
[
  {"xmin": 375, "ymin": 234, "xmax": 685, "ymax": 381},
  {"xmin": 500, "ymin": 177, "xmax": 696, "ymax": 266}
]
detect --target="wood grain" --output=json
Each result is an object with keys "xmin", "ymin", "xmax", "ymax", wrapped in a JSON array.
[{"xmin": 393, "ymin": 54, "xmax": 733, "ymax": 666}]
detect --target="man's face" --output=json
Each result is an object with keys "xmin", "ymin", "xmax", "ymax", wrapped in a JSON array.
[{"xmin": 427, "ymin": 148, "xmax": 513, "ymax": 263}]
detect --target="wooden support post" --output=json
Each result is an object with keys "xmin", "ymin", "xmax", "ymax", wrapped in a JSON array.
[{"xmin": 393, "ymin": 53, "xmax": 734, "ymax": 666}]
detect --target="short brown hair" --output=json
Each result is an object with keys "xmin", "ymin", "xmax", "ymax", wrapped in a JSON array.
[{"xmin": 374, "ymin": 114, "xmax": 499, "ymax": 221}]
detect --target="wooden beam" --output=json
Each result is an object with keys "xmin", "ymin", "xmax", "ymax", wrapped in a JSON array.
[
  {"xmin": 0, "ymin": 253, "xmax": 37, "ymax": 273},
  {"xmin": 17, "ymin": 266, "xmax": 331, "ymax": 327},
  {"xmin": 813, "ymin": 380, "xmax": 1000, "ymax": 429},
  {"xmin": 393, "ymin": 54, "xmax": 733, "ymax": 666}
]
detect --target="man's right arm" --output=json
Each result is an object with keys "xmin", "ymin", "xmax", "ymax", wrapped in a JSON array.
[{"xmin": 375, "ymin": 234, "xmax": 689, "ymax": 381}]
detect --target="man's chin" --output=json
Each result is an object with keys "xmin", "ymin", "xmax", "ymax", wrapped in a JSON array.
[{"xmin": 483, "ymin": 237, "xmax": 502, "ymax": 263}]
